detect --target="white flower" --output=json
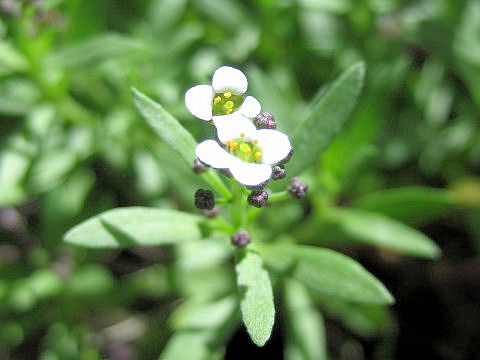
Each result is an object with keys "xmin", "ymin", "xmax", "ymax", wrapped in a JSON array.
[
  {"xmin": 195, "ymin": 113, "xmax": 293, "ymax": 188},
  {"xmin": 185, "ymin": 66, "xmax": 261, "ymax": 121}
]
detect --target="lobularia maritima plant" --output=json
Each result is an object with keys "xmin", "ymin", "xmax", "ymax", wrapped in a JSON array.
[{"xmin": 63, "ymin": 63, "xmax": 441, "ymax": 358}]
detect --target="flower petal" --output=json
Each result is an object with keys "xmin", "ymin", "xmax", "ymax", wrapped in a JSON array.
[
  {"xmin": 212, "ymin": 66, "xmax": 248, "ymax": 95},
  {"xmin": 195, "ymin": 140, "xmax": 238, "ymax": 169},
  {"xmin": 229, "ymin": 161, "xmax": 272, "ymax": 188},
  {"xmin": 213, "ymin": 113, "xmax": 257, "ymax": 144},
  {"xmin": 238, "ymin": 96, "xmax": 261, "ymax": 118},
  {"xmin": 255, "ymin": 129, "xmax": 293, "ymax": 165},
  {"xmin": 185, "ymin": 85, "xmax": 213, "ymax": 121}
]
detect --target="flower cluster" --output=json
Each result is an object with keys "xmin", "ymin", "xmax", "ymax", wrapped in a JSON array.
[{"xmin": 185, "ymin": 66, "xmax": 293, "ymax": 188}]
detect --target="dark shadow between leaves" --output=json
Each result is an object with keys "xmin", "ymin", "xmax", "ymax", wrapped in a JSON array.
[{"xmin": 99, "ymin": 218, "xmax": 138, "ymax": 248}]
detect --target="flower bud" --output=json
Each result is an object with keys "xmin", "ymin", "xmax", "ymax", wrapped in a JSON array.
[
  {"xmin": 247, "ymin": 190, "xmax": 269, "ymax": 208},
  {"xmin": 192, "ymin": 158, "xmax": 207, "ymax": 174},
  {"xmin": 271, "ymin": 165, "xmax": 286, "ymax": 180},
  {"xmin": 231, "ymin": 229, "xmax": 251, "ymax": 248},
  {"xmin": 288, "ymin": 177, "xmax": 308, "ymax": 199},
  {"xmin": 194, "ymin": 189, "xmax": 215, "ymax": 210},
  {"xmin": 254, "ymin": 112, "xmax": 276, "ymax": 129},
  {"xmin": 202, "ymin": 206, "xmax": 219, "ymax": 218}
]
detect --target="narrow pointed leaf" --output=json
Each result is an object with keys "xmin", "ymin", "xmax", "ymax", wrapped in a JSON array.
[
  {"xmin": 320, "ymin": 208, "xmax": 441, "ymax": 259},
  {"xmin": 235, "ymin": 250, "xmax": 275, "ymax": 347},
  {"xmin": 64, "ymin": 207, "xmax": 203, "ymax": 248},
  {"xmin": 132, "ymin": 88, "xmax": 196, "ymax": 167},
  {"xmin": 289, "ymin": 62, "xmax": 365, "ymax": 175},
  {"xmin": 132, "ymin": 88, "xmax": 231, "ymax": 198},
  {"xmin": 284, "ymin": 279, "xmax": 327, "ymax": 360},
  {"xmin": 353, "ymin": 186, "xmax": 455, "ymax": 226},
  {"xmin": 260, "ymin": 243, "xmax": 394, "ymax": 304}
]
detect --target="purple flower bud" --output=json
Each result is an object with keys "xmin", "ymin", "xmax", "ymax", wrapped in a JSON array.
[
  {"xmin": 202, "ymin": 206, "xmax": 219, "ymax": 218},
  {"xmin": 194, "ymin": 189, "xmax": 215, "ymax": 210},
  {"xmin": 192, "ymin": 158, "xmax": 208, "ymax": 174},
  {"xmin": 288, "ymin": 177, "xmax": 308, "ymax": 199},
  {"xmin": 254, "ymin": 112, "xmax": 276, "ymax": 129},
  {"xmin": 271, "ymin": 165, "xmax": 286, "ymax": 180},
  {"xmin": 247, "ymin": 190, "xmax": 269, "ymax": 208},
  {"xmin": 231, "ymin": 229, "xmax": 251, "ymax": 248}
]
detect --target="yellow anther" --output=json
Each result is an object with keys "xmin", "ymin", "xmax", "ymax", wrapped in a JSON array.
[
  {"xmin": 227, "ymin": 108, "xmax": 233, "ymax": 114},
  {"xmin": 214, "ymin": 96, "xmax": 221, "ymax": 104},
  {"xmin": 226, "ymin": 140, "xmax": 232, "ymax": 148},
  {"xmin": 240, "ymin": 143, "xmax": 251, "ymax": 153},
  {"xmin": 224, "ymin": 91, "xmax": 232, "ymax": 99},
  {"xmin": 246, "ymin": 150, "xmax": 252, "ymax": 156},
  {"xmin": 253, "ymin": 139, "xmax": 258, "ymax": 144},
  {"xmin": 254, "ymin": 152, "xmax": 261, "ymax": 160},
  {"xmin": 225, "ymin": 100, "xmax": 234, "ymax": 109},
  {"xmin": 240, "ymin": 133, "xmax": 245, "ymax": 138},
  {"xmin": 231, "ymin": 142, "xmax": 238, "ymax": 150}
]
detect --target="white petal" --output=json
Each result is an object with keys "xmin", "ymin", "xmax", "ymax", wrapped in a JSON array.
[
  {"xmin": 238, "ymin": 96, "xmax": 261, "ymax": 118},
  {"xmin": 229, "ymin": 161, "xmax": 272, "ymax": 188},
  {"xmin": 212, "ymin": 66, "xmax": 248, "ymax": 95},
  {"xmin": 195, "ymin": 140, "xmax": 238, "ymax": 169},
  {"xmin": 185, "ymin": 85, "xmax": 213, "ymax": 121},
  {"xmin": 213, "ymin": 113, "xmax": 256, "ymax": 144},
  {"xmin": 255, "ymin": 129, "xmax": 292, "ymax": 165}
]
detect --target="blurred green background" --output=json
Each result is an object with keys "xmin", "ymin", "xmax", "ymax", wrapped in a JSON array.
[{"xmin": 1, "ymin": 0, "xmax": 480, "ymax": 359}]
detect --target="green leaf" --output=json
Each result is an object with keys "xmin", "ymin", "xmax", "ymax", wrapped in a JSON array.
[
  {"xmin": 315, "ymin": 294, "xmax": 391, "ymax": 338},
  {"xmin": 320, "ymin": 208, "xmax": 441, "ymax": 259},
  {"xmin": 132, "ymin": 88, "xmax": 231, "ymax": 199},
  {"xmin": 132, "ymin": 88, "xmax": 197, "ymax": 167},
  {"xmin": 260, "ymin": 243, "xmax": 394, "ymax": 304},
  {"xmin": 47, "ymin": 33, "xmax": 149, "ymax": 68},
  {"xmin": 159, "ymin": 332, "xmax": 212, "ymax": 360},
  {"xmin": 64, "ymin": 207, "xmax": 204, "ymax": 248},
  {"xmin": 353, "ymin": 187, "xmax": 455, "ymax": 226},
  {"xmin": 284, "ymin": 279, "xmax": 327, "ymax": 360},
  {"xmin": 235, "ymin": 250, "xmax": 275, "ymax": 347},
  {"xmin": 289, "ymin": 62, "xmax": 365, "ymax": 176}
]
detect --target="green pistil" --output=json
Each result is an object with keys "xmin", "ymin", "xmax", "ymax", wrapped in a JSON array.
[
  {"xmin": 212, "ymin": 92, "xmax": 243, "ymax": 115},
  {"xmin": 225, "ymin": 138, "xmax": 262, "ymax": 163}
]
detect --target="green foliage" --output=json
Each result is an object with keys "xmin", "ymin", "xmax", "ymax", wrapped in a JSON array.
[
  {"xmin": 319, "ymin": 208, "xmax": 441, "ymax": 259},
  {"xmin": 289, "ymin": 62, "xmax": 365, "ymax": 176},
  {"xmin": 1, "ymin": 0, "xmax": 478, "ymax": 358},
  {"xmin": 235, "ymin": 250, "xmax": 275, "ymax": 347},
  {"xmin": 261, "ymin": 243, "xmax": 394, "ymax": 304},
  {"xmin": 64, "ymin": 207, "xmax": 205, "ymax": 248}
]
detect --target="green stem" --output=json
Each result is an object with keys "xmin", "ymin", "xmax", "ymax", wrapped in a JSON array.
[
  {"xmin": 268, "ymin": 191, "xmax": 291, "ymax": 202},
  {"xmin": 201, "ymin": 171, "xmax": 232, "ymax": 200},
  {"xmin": 206, "ymin": 216, "xmax": 236, "ymax": 235},
  {"xmin": 230, "ymin": 180, "xmax": 247, "ymax": 229},
  {"xmin": 216, "ymin": 198, "xmax": 231, "ymax": 204}
]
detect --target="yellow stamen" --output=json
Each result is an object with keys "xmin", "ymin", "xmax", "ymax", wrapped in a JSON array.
[
  {"xmin": 214, "ymin": 96, "xmax": 221, "ymax": 104},
  {"xmin": 253, "ymin": 139, "xmax": 258, "ymax": 144},
  {"xmin": 246, "ymin": 150, "xmax": 252, "ymax": 157},
  {"xmin": 231, "ymin": 142, "xmax": 238, "ymax": 150},
  {"xmin": 224, "ymin": 91, "xmax": 232, "ymax": 99},
  {"xmin": 255, "ymin": 152, "xmax": 261, "ymax": 160},
  {"xmin": 225, "ymin": 100, "xmax": 234, "ymax": 109},
  {"xmin": 226, "ymin": 140, "xmax": 232, "ymax": 148},
  {"xmin": 227, "ymin": 108, "xmax": 233, "ymax": 114},
  {"xmin": 240, "ymin": 133, "xmax": 245, "ymax": 138}
]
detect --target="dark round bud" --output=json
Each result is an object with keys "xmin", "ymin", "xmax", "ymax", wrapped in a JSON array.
[
  {"xmin": 271, "ymin": 165, "xmax": 286, "ymax": 180},
  {"xmin": 254, "ymin": 112, "xmax": 276, "ymax": 129},
  {"xmin": 202, "ymin": 206, "xmax": 219, "ymax": 218},
  {"xmin": 192, "ymin": 158, "xmax": 207, "ymax": 174},
  {"xmin": 247, "ymin": 190, "xmax": 269, "ymax": 208},
  {"xmin": 231, "ymin": 229, "xmax": 251, "ymax": 248},
  {"xmin": 288, "ymin": 177, "xmax": 308, "ymax": 199},
  {"xmin": 194, "ymin": 189, "xmax": 215, "ymax": 210}
]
